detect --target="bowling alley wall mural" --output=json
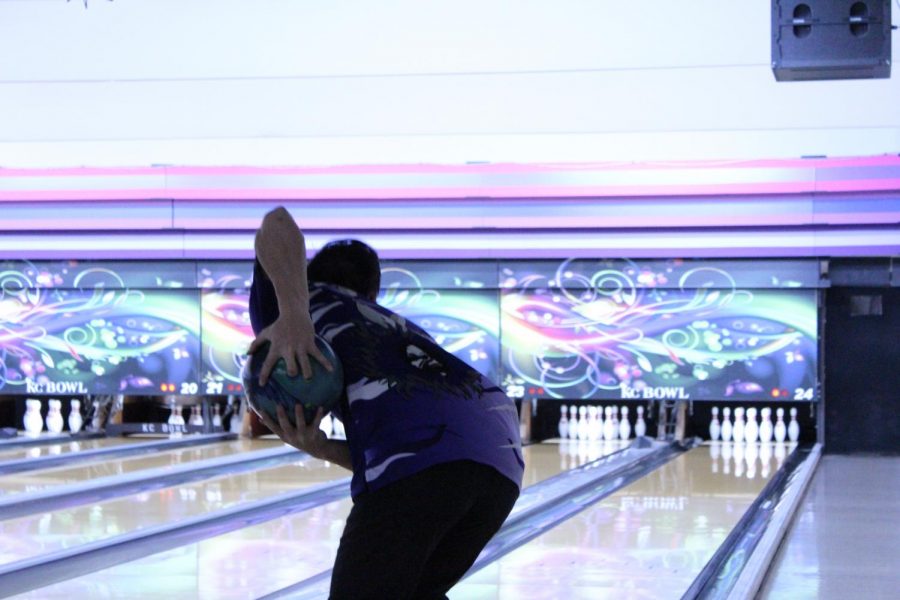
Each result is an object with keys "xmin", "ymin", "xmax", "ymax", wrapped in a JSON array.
[
  {"xmin": 0, "ymin": 260, "xmax": 200, "ymax": 396},
  {"xmin": 499, "ymin": 258, "xmax": 818, "ymax": 402},
  {"xmin": 1, "ymin": 258, "xmax": 818, "ymax": 402},
  {"xmin": 197, "ymin": 262, "xmax": 254, "ymax": 396}
]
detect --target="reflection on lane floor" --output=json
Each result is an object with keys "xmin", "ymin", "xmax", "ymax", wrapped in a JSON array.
[
  {"xmin": 15, "ymin": 441, "xmax": 620, "ymax": 599},
  {"xmin": 0, "ymin": 437, "xmax": 135, "ymax": 464},
  {"xmin": 450, "ymin": 442, "xmax": 793, "ymax": 600},
  {"xmin": 0, "ymin": 453, "xmax": 345, "ymax": 566},
  {"xmin": 0, "ymin": 439, "xmax": 284, "ymax": 497}
]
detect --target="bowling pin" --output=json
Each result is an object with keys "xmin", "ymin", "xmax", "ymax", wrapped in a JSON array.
[
  {"xmin": 745, "ymin": 407, "xmax": 759, "ymax": 443},
  {"xmin": 602, "ymin": 406, "xmax": 615, "ymax": 441},
  {"xmin": 212, "ymin": 404, "xmax": 223, "ymax": 428},
  {"xmin": 733, "ymin": 407, "xmax": 745, "ymax": 444},
  {"xmin": 759, "ymin": 407, "xmax": 773, "ymax": 443},
  {"xmin": 567, "ymin": 405, "xmax": 579, "ymax": 439},
  {"xmin": 89, "ymin": 399, "xmax": 103, "ymax": 431},
  {"xmin": 721, "ymin": 407, "xmax": 733, "ymax": 442},
  {"xmin": 46, "ymin": 399, "xmax": 64, "ymax": 434},
  {"xmin": 189, "ymin": 405, "xmax": 204, "ymax": 427},
  {"xmin": 788, "ymin": 407, "xmax": 800, "ymax": 442},
  {"xmin": 774, "ymin": 407, "xmax": 787, "ymax": 443},
  {"xmin": 709, "ymin": 406, "xmax": 721, "ymax": 441},
  {"xmin": 635, "ymin": 406, "xmax": 647, "ymax": 437},
  {"xmin": 577, "ymin": 406, "xmax": 590, "ymax": 441},
  {"xmin": 588, "ymin": 406, "xmax": 602, "ymax": 441},
  {"xmin": 618, "ymin": 406, "xmax": 631, "ymax": 440},
  {"xmin": 558, "ymin": 405, "xmax": 570, "ymax": 440},
  {"xmin": 228, "ymin": 397, "xmax": 243, "ymax": 434},
  {"xmin": 611, "ymin": 406, "xmax": 620, "ymax": 439},
  {"xmin": 68, "ymin": 399, "xmax": 83, "ymax": 434},
  {"xmin": 24, "ymin": 399, "xmax": 43, "ymax": 436}
]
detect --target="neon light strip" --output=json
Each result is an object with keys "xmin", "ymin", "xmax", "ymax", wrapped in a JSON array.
[
  {"xmin": 1, "ymin": 227, "xmax": 896, "ymax": 259},
  {"xmin": 1, "ymin": 156, "xmax": 898, "ymax": 201},
  {"xmin": 2, "ymin": 193, "xmax": 898, "ymax": 231}
]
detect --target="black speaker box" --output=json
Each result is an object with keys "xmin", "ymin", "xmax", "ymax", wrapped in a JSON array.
[{"xmin": 772, "ymin": 0, "xmax": 892, "ymax": 81}]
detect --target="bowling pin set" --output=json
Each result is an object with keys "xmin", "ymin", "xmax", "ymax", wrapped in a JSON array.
[
  {"xmin": 166, "ymin": 401, "xmax": 229, "ymax": 431},
  {"xmin": 706, "ymin": 405, "xmax": 802, "ymax": 480},
  {"xmin": 22, "ymin": 398, "xmax": 84, "ymax": 436},
  {"xmin": 707, "ymin": 405, "xmax": 800, "ymax": 444},
  {"xmin": 557, "ymin": 404, "xmax": 647, "ymax": 442},
  {"xmin": 708, "ymin": 431, "xmax": 794, "ymax": 479}
]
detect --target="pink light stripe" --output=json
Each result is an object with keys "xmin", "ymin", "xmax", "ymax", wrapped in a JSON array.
[
  {"xmin": 0, "ymin": 167, "xmax": 161, "ymax": 177},
  {"xmin": 0, "ymin": 182, "xmax": 825, "ymax": 202},
  {"xmin": 0, "ymin": 189, "xmax": 171, "ymax": 201},
  {"xmin": 1, "ymin": 155, "xmax": 897, "ymax": 179},
  {"xmin": 0, "ymin": 156, "xmax": 896, "ymax": 202},
  {"xmin": 164, "ymin": 182, "xmax": 822, "ymax": 199},
  {"xmin": 169, "ymin": 214, "xmax": 814, "ymax": 230}
]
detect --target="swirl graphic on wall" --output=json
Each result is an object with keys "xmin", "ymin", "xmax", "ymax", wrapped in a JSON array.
[
  {"xmin": 200, "ymin": 288, "xmax": 253, "ymax": 395},
  {"xmin": 377, "ymin": 267, "xmax": 501, "ymax": 383},
  {"xmin": 0, "ymin": 267, "xmax": 200, "ymax": 395},
  {"xmin": 199, "ymin": 266, "xmax": 502, "ymax": 391},
  {"xmin": 500, "ymin": 259, "xmax": 817, "ymax": 401}
]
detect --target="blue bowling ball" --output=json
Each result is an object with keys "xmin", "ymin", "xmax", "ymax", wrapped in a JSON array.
[{"xmin": 242, "ymin": 337, "xmax": 344, "ymax": 426}]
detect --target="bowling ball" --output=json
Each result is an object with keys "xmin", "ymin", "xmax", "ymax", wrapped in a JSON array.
[{"xmin": 241, "ymin": 336, "xmax": 344, "ymax": 426}]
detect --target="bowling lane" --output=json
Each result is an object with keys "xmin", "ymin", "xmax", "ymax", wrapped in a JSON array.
[
  {"xmin": 449, "ymin": 441, "xmax": 788, "ymax": 600},
  {"xmin": 15, "ymin": 441, "xmax": 620, "ymax": 599},
  {"xmin": 523, "ymin": 439, "xmax": 628, "ymax": 487},
  {"xmin": 0, "ymin": 436, "xmax": 135, "ymax": 462},
  {"xmin": 0, "ymin": 438, "xmax": 284, "ymax": 497},
  {"xmin": 0, "ymin": 450, "xmax": 347, "ymax": 566},
  {"xmin": 758, "ymin": 455, "xmax": 900, "ymax": 600}
]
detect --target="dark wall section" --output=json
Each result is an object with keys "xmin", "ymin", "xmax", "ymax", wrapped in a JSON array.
[{"xmin": 824, "ymin": 258, "xmax": 900, "ymax": 454}]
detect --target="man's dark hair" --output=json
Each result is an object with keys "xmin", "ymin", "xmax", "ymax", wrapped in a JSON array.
[{"xmin": 307, "ymin": 239, "xmax": 381, "ymax": 298}]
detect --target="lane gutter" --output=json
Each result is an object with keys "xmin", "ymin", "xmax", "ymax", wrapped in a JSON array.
[
  {"xmin": 680, "ymin": 443, "xmax": 822, "ymax": 600},
  {"xmin": 0, "ymin": 444, "xmax": 305, "ymax": 521}
]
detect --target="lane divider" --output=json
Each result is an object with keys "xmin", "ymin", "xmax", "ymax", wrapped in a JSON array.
[
  {"xmin": 0, "ymin": 444, "xmax": 304, "ymax": 521},
  {"xmin": 0, "ymin": 433, "xmax": 236, "ymax": 476},
  {"xmin": 0, "ymin": 475, "xmax": 352, "ymax": 598},
  {"xmin": 727, "ymin": 443, "xmax": 822, "ymax": 600},
  {"xmin": 0, "ymin": 432, "xmax": 104, "ymax": 450}
]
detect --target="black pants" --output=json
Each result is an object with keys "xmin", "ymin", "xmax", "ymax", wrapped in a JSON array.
[{"xmin": 330, "ymin": 460, "xmax": 519, "ymax": 600}]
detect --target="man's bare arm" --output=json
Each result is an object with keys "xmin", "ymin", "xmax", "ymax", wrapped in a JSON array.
[{"xmin": 248, "ymin": 206, "xmax": 332, "ymax": 384}]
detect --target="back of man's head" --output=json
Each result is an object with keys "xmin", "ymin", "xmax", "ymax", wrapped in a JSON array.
[{"xmin": 307, "ymin": 239, "xmax": 381, "ymax": 300}]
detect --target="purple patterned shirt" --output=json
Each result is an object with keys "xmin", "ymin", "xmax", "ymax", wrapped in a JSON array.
[{"xmin": 250, "ymin": 274, "xmax": 523, "ymax": 499}]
